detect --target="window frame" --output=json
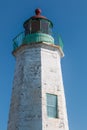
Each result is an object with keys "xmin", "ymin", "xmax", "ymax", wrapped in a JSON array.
[{"xmin": 46, "ymin": 93, "xmax": 58, "ymax": 118}]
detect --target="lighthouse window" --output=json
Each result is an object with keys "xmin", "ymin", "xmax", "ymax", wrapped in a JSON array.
[{"xmin": 46, "ymin": 93, "xmax": 58, "ymax": 118}]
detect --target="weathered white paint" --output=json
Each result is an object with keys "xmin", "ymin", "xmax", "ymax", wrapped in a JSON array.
[
  {"xmin": 7, "ymin": 43, "xmax": 69, "ymax": 130},
  {"xmin": 41, "ymin": 44, "xmax": 69, "ymax": 130}
]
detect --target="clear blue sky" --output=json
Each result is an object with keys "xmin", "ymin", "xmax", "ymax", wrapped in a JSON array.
[{"xmin": 0, "ymin": 0, "xmax": 87, "ymax": 130}]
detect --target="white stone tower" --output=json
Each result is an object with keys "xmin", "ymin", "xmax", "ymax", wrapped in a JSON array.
[{"xmin": 7, "ymin": 9, "xmax": 69, "ymax": 130}]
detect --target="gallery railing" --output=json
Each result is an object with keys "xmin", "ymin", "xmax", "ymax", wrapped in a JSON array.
[{"xmin": 13, "ymin": 32, "xmax": 63, "ymax": 51}]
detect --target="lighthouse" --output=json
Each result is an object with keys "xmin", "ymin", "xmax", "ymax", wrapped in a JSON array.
[{"xmin": 7, "ymin": 9, "xmax": 69, "ymax": 130}]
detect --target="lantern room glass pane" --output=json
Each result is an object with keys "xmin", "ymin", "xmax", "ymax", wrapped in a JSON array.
[
  {"xmin": 40, "ymin": 20, "xmax": 48, "ymax": 34},
  {"xmin": 25, "ymin": 22, "xmax": 31, "ymax": 35},
  {"xmin": 31, "ymin": 20, "xmax": 40, "ymax": 33}
]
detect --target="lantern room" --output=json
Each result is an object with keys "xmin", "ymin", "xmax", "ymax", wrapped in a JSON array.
[
  {"xmin": 13, "ymin": 9, "xmax": 54, "ymax": 51},
  {"xmin": 23, "ymin": 9, "xmax": 53, "ymax": 35}
]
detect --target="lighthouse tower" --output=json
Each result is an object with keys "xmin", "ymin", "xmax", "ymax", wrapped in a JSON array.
[{"xmin": 7, "ymin": 9, "xmax": 69, "ymax": 130}]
